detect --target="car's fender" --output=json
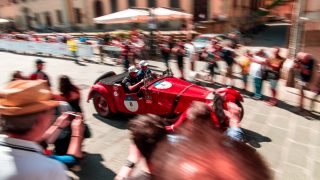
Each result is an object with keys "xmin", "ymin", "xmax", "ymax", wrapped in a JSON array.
[
  {"xmin": 87, "ymin": 83, "xmax": 117, "ymax": 113},
  {"xmin": 215, "ymin": 87, "xmax": 243, "ymax": 103}
]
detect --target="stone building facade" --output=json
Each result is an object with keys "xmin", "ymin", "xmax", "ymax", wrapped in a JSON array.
[{"xmin": 0, "ymin": 0, "xmax": 262, "ymax": 31}]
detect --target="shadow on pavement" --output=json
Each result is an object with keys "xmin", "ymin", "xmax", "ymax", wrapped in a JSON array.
[
  {"xmin": 93, "ymin": 113, "xmax": 129, "ymax": 130},
  {"xmin": 276, "ymin": 100, "xmax": 320, "ymax": 120},
  {"xmin": 243, "ymin": 128, "xmax": 271, "ymax": 148},
  {"xmin": 76, "ymin": 62, "xmax": 87, "ymax": 66},
  {"xmin": 75, "ymin": 153, "xmax": 116, "ymax": 180}
]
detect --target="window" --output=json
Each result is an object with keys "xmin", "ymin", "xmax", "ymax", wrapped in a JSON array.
[
  {"xmin": 56, "ymin": 10, "xmax": 63, "ymax": 24},
  {"xmin": 74, "ymin": 8, "xmax": 82, "ymax": 23},
  {"xmin": 111, "ymin": 0, "xmax": 117, "ymax": 13},
  {"xmin": 170, "ymin": 0, "xmax": 180, "ymax": 8},
  {"xmin": 34, "ymin": 13, "xmax": 41, "ymax": 24},
  {"xmin": 44, "ymin": 12, "xmax": 52, "ymax": 26},
  {"xmin": 128, "ymin": 0, "xmax": 136, "ymax": 7},
  {"xmin": 148, "ymin": 0, "xmax": 156, "ymax": 8}
]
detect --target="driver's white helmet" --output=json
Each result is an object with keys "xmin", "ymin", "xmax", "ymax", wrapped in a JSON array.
[
  {"xmin": 128, "ymin": 66, "xmax": 139, "ymax": 73},
  {"xmin": 139, "ymin": 60, "xmax": 149, "ymax": 67}
]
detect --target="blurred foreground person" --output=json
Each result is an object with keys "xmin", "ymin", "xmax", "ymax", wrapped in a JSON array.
[
  {"xmin": 166, "ymin": 101, "xmax": 245, "ymax": 142},
  {"xmin": 294, "ymin": 52, "xmax": 316, "ymax": 111},
  {"xmin": 11, "ymin": 70, "xmax": 26, "ymax": 81},
  {"xmin": 55, "ymin": 75, "xmax": 82, "ymax": 113},
  {"xmin": 30, "ymin": 59, "xmax": 51, "ymax": 86},
  {"xmin": 151, "ymin": 115, "xmax": 271, "ymax": 180},
  {"xmin": 41, "ymin": 112, "xmax": 85, "ymax": 170},
  {"xmin": 115, "ymin": 115, "xmax": 166, "ymax": 180},
  {"xmin": 0, "ymin": 80, "xmax": 68, "ymax": 180}
]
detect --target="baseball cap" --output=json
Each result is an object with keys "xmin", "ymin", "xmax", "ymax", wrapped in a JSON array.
[
  {"xmin": 128, "ymin": 66, "xmax": 139, "ymax": 73},
  {"xmin": 139, "ymin": 60, "xmax": 149, "ymax": 67},
  {"xmin": 36, "ymin": 59, "xmax": 45, "ymax": 64}
]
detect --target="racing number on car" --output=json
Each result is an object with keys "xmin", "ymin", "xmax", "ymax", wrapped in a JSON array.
[
  {"xmin": 154, "ymin": 81, "xmax": 172, "ymax": 89},
  {"xmin": 124, "ymin": 96, "xmax": 139, "ymax": 112}
]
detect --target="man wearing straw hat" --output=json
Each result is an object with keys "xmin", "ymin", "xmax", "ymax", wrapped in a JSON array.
[{"xmin": 0, "ymin": 80, "xmax": 68, "ymax": 180}]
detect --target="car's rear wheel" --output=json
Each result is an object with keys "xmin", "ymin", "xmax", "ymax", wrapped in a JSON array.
[{"xmin": 93, "ymin": 92, "xmax": 112, "ymax": 118}]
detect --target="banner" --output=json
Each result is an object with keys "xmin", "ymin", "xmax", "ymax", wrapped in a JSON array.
[{"xmin": 0, "ymin": 40, "xmax": 94, "ymax": 58}]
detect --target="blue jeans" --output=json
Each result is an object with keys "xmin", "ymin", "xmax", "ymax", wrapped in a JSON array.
[
  {"xmin": 49, "ymin": 155, "xmax": 77, "ymax": 166},
  {"xmin": 226, "ymin": 127, "xmax": 245, "ymax": 141},
  {"xmin": 71, "ymin": 51, "xmax": 78, "ymax": 62},
  {"xmin": 253, "ymin": 77, "xmax": 262, "ymax": 98}
]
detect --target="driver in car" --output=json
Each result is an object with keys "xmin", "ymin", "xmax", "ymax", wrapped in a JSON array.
[
  {"xmin": 122, "ymin": 66, "xmax": 144, "ymax": 92},
  {"xmin": 137, "ymin": 60, "xmax": 152, "ymax": 81}
]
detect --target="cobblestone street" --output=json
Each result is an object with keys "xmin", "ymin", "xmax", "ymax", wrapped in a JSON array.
[{"xmin": 0, "ymin": 51, "xmax": 319, "ymax": 180}]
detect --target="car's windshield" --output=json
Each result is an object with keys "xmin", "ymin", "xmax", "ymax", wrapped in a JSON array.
[{"xmin": 142, "ymin": 73, "xmax": 157, "ymax": 87}]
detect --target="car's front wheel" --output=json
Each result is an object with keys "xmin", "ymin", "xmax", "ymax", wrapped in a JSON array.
[{"xmin": 93, "ymin": 92, "xmax": 112, "ymax": 118}]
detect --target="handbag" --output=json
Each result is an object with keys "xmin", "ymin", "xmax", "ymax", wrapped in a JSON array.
[
  {"xmin": 267, "ymin": 70, "xmax": 280, "ymax": 80},
  {"xmin": 261, "ymin": 68, "xmax": 268, "ymax": 80},
  {"xmin": 84, "ymin": 123, "xmax": 91, "ymax": 138}
]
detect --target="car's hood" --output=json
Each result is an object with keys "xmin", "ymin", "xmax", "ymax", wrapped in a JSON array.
[{"xmin": 148, "ymin": 77, "xmax": 210, "ymax": 99}]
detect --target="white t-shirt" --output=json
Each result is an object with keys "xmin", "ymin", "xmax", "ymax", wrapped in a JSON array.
[
  {"xmin": 184, "ymin": 43, "xmax": 197, "ymax": 62},
  {"xmin": 0, "ymin": 135, "xmax": 68, "ymax": 180},
  {"xmin": 250, "ymin": 56, "xmax": 266, "ymax": 78}
]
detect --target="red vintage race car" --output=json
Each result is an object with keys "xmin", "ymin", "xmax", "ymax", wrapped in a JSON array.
[{"xmin": 87, "ymin": 71, "xmax": 244, "ymax": 128}]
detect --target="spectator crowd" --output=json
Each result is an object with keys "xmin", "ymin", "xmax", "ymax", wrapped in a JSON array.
[{"xmin": 0, "ymin": 29, "xmax": 319, "ymax": 180}]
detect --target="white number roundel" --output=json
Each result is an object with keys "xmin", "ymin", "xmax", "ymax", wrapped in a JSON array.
[
  {"xmin": 124, "ymin": 96, "xmax": 139, "ymax": 112},
  {"xmin": 154, "ymin": 81, "xmax": 172, "ymax": 89}
]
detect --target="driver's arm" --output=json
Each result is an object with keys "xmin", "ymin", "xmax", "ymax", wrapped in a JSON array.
[{"xmin": 127, "ymin": 80, "xmax": 143, "ymax": 92}]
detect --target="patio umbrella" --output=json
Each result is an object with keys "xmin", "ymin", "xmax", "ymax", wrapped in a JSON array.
[
  {"xmin": 94, "ymin": 8, "xmax": 192, "ymax": 24},
  {"xmin": 0, "ymin": 18, "xmax": 9, "ymax": 24},
  {"xmin": 153, "ymin": 8, "xmax": 193, "ymax": 20},
  {"xmin": 94, "ymin": 9, "xmax": 150, "ymax": 24}
]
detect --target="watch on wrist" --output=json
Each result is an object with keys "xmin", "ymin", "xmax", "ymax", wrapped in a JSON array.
[{"xmin": 124, "ymin": 160, "xmax": 135, "ymax": 168}]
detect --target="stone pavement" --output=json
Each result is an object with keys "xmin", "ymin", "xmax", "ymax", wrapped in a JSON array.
[{"xmin": 0, "ymin": 51, "xmax": 319, "ymax": 180}]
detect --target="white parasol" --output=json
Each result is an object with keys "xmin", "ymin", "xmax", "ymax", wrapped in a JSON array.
[
  {"xmin": 94, "ymin": 8, "xmax": 192, "ymax": 24},
  {"xmin": 0, "ymin": 18, "xmax": 10, "ymax": 24}
]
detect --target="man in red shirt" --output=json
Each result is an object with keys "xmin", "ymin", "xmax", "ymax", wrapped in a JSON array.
[{"xmin": 30, "ymin": 59, "xmax": 51, "ymax": 87}]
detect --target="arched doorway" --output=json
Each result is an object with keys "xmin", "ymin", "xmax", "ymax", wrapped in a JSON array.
[{"xmin": 94, "ymin": 0, "xmax": 104, "ymax": 29}]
